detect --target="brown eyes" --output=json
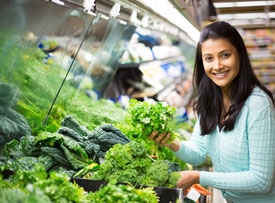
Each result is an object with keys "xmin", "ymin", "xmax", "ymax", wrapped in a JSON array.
[
  {"xmin": 203, "ymin": 53, "xmax": 231, "ymax": 62},
  {"xmin": 221, "ymin": 53, "xmax": 231, "ymax": 58},
  {"xmin": 204, "ymin": 56, "xmax": 213, "ymax": 62}
]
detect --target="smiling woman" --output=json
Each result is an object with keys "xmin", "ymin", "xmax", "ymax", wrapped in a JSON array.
[
  {"xmin": 201, "ymin": 38, "xmax": 240, "ymax": 94},
  {"xmin": 149, "ymin": 21, "xmax": 275, "ymax": 203}
]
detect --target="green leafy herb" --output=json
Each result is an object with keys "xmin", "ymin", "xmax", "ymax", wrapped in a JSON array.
[{"xmin": 125, "ymin": 99, "xmax": 179, "ymax": 142}]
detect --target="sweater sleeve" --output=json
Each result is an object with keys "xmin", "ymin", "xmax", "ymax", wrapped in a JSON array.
[
  {"xmin": 200, "ymin": 95, "xmax": 275, "ymax": 194},
  {"xmin": 174, "ymin": 120, "xmax": 207, "ymax": 166}
]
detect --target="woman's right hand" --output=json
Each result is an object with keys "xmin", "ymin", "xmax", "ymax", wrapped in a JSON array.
[{"xmin": 148, "ymin": 131, "xmax": 180, "ymax": 152}]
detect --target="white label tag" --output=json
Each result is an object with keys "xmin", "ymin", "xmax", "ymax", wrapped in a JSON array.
[{"xmin": 186, "ymin": 187, "xmax": 201, "ymax": 202}]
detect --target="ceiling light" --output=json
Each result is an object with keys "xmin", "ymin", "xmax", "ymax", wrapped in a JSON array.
[{"xmin": 137, "ymin": 0, "xmax": 200, "ymax": 42}]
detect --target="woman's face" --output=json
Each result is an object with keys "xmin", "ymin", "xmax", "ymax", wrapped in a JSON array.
[{"xmin": 201, "ymin": 38, "xmax": 240, "ymax": 93}]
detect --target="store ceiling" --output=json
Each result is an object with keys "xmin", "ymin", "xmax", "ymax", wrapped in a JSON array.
[
  {"xmin": 212, "ymin": 0, "xmax": 275, "ymax": 28},
  {"xmin": 169, "ymin": 0, "xmax": 275, "ymax": 29},
  {"xmin": 61, "ymin": 0, "xmax": 275, "ymax": 42}
]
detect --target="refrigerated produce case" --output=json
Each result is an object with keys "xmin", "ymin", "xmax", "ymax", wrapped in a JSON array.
[
  {"xmin": 0, "ymin": 0, "xmax": 196, "ymax": 130},
  {"xmin": 0, "ymin": 1, "xmax": 199, "ymax": 203},
  {"xmin": 0, "ymin": 0, "xmax": 136, "ymax": 132}
]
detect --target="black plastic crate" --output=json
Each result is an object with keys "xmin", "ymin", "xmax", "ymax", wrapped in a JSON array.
[{"xmin": 71, "ymin": 178, "xmax": 184, "ymax": 203}]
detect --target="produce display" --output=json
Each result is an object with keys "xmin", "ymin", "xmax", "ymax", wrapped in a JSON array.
[
  {"xmin": 0, "ymin": 114, "xmax": 179, "ymax": 202},
  {"xmin": 116, "ymin": 99, "xmax": 189, "ymax": 170},
  {"xmin": 0, "ymin": 163, "xmax": 159, "ymax": 203},
  {"xmin": 87, "ymin": 180, "xmax": 159, "ymax": 203},
  {"xmin": 91, "ymin": 140, "xmax": 181, "ymax": 188},
  {"xmin": 0, "ymin": 25, "xmax": 195, "ymax": 203}
]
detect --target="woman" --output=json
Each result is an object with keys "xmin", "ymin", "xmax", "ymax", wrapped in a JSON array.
[{"xmin": 149, "ymin": 21, "xmax": 275, "ymax": 203}]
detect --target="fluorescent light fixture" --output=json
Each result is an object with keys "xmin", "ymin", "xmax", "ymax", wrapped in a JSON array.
[
  {"xmin": 214, "ymin": 1, "xmax": 275, "ymax": 8},
  {"xmin": 137, "ymin": 0, "xmax": 200, "ymax": 43},
  {"xmin": 51, "ymin": 0, "xmax": 64, "ymax": 6},
  {"xmin": 100, "ymin": 14, "xmax": 109, "ymax": 20}
]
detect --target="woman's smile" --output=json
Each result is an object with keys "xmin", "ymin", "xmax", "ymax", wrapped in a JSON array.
[
  {"xmin": 201, "ymin": 38, "xmax": 240, "ymax": 92},
  {"xmin": 213, "ymin": 70, "xmax": 230, "ymax": 79}
]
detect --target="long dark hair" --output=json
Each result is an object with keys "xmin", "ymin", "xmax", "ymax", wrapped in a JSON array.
[{"xmin": 193, "ymin": 21, "xmax": 274, "ymax": 135}]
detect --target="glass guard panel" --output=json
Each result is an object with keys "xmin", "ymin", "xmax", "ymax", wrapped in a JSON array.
[
  {"xmin": 0, "ymin": 0, "xmax": 94, "ymax": 134},
  {"xmin": 75, "ymin": 17, "xmax": 136, "ymax": 97},
  {"xmin": 0, "ymin": 0, "xmax": 136, "ymax": 136}
]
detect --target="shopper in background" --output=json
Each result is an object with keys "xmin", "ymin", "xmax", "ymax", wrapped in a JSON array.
[{"xmin": 149, "ymin": 21, "xmax": 275, "ymax": 203}]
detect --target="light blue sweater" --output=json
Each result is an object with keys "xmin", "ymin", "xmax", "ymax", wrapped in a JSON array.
[{"xmin": 174, "ymin": 87, "xmax": 275, "ymax": 203}]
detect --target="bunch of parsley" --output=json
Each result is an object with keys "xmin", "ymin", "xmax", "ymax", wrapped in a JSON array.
[{"xmin": 125, "ymin": 99, "xmax": 178, "ymax": 143}]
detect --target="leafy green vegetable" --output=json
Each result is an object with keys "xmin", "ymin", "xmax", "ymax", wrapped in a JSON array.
[
  {"xmin": 117, "ymin": 99, "xmax": 189, "ymax": 170},
  {"xmin": 0, "ymin": 83, "xmax": 17, "ymax": 108},
  {"xmin": 35, "ymin": 171, "xmax": 89, "ymax": 203},
  {"xmin": 36, "ymin": 131, "xmax": 89, "ymax": 160},
  {"xmin": 61, "ymin": 144, "xmax": 92, "ymax": 170},
  {"xmin": 91, "ymin": 141, "xmax": 180, "ymax": 188},
  {"xmin": 11, "ymin": 163, "xmax": 48, "ymax": 187},
  {"xmin": 1, "ymin": 137, "xmax": 55, "ymax": 173},
  {"xmin": 58, "ymin": 116, "xmax": 130, "ymax": 159},
  {"xmin": 0, "ymin": 162, "xmax": 91, "ymax": 203},
  {"xmin": 35, "ymin": 131, "xmax": 93, "ymax": 170},
  {"xmin": 60, "ymin": 115, "xmax": 90, "ymax": 138},
  {"xmin": 167, "ymin": 171, "xmax": 182, "ymax": 188},
  {"xmin": 125, "ymin": 99, "xmax": 179, "ymax": 143},
  {"xmin": 0, "ymin": 187, "xmax": 52, "ymax": 203},
  {"xmin": 0, "ymin": 83, "xmax": 31, "ymax": 147},
  {"xmin": 140, "ymin": 160, "xmax": 173, "ymax": 187},
  {"xmin": 2, "ymin": 139, "xmax": 24, "ymax": 159},
  {"xmin": 88, "ymin": 180, "xmax": 159, "ymax": 203},
  {"xmin": 41, "ymin": 146, "xmax": 71, "ymax": 167},
  {"xmin": 139, "ymin": 159, "xmax": 181, "ymax": 188},
  {"xmin": 73, "ymin": 163, "xmax": 99, "ymax": 178},
  {"xmin": 85, "ymin": 124, "xmax": 131, "ymax": 157}
]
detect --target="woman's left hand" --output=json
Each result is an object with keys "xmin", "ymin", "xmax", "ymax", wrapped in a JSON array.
[{"xmin": 176, "ymin": 170, "xmax": 201, "ymax": 192}]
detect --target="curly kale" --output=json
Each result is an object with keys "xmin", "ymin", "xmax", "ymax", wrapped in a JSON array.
[
  {"xmin": 91, "ymin": 141, "xmax": 180, "ymax": 188},
  {"xmin": 88, "ymin": 180, "xmax": 159, "ymax": 203},
  {"xmin": 139, "ymin": 160, "xmax": 170, "ymax": 187}
]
